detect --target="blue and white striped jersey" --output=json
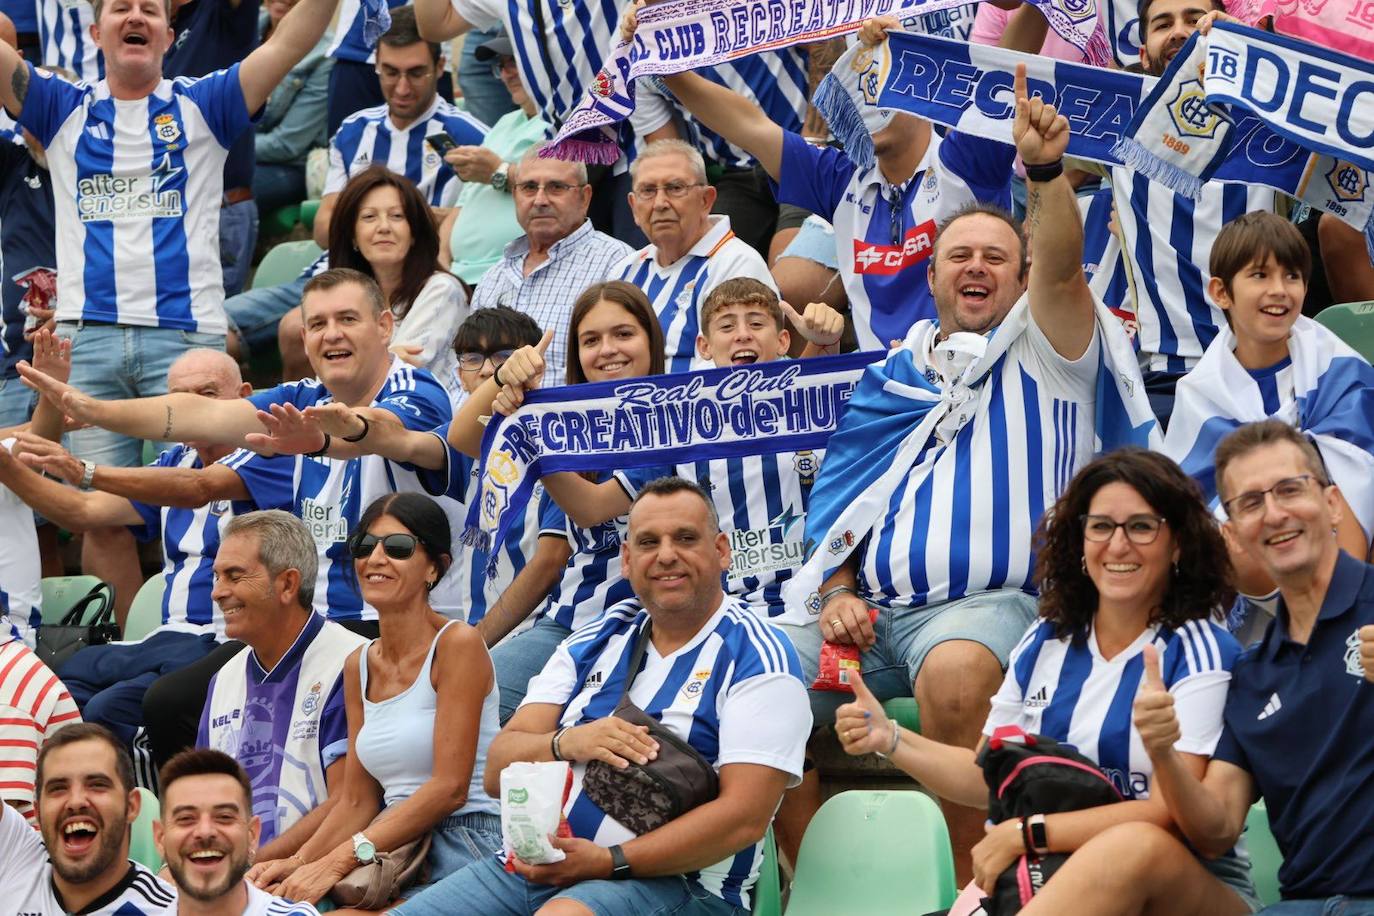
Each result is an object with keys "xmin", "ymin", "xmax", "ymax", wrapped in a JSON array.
[
  {"xmin": 857, "ymin": 320, "xmax": 1102, "ymax": 611},
  {"xmin": 0, "ymin": 439, "xmax": 42, "ymax": 645},
  {"xmin": 451, "ymin": 0, "xmax": 617, "ymax": 130},
  {"xmin": 613, "ymin": 216, "xmax": 777, "ymax": 373},
  {"xmin": 683, "ymin": 450, "xmax": 822, "ymax": 620},
  {"xmin": 985, "ymin": 617, "xmax": 1241, "ymax": 799},
  {"xmin": 223, "ymin": 358, "xmax": 456, "ymax": 622},
  {"xmin": 128, "ymin": 444, "xmax": 271, "ymax": 640},
  {"xmin": 244, "ymin": 880, "xmax": 322, "ymax": 915},
  {"xmin": 325, "ymin": 0, "xmax": 407, "ymax": 64},
  {"xmin": 1110, "ymin": 167, "xmax": 1275, "ymax": 372},
  {"xmin": 4, "ymin": 801, "xmax": 177, "ymax": 915},
  {"xmin": 1244, "ymin": 356, "xmax": 1295, "ymax": 418},
  {"xmin": 17, "ymin": 62, "xmax": 253, "ymax": 334},
  {"xmin": 775, "ymin": 129, "xmax": 1014, "ymax": 352},
  {"xmin": 324, "ymin": 98, "xmax": 487, "ymax": 207},
  {"xmin": 523, "ymin": 596, "xmax": 810, "ymax": 911},
  {"xmin": 200, "ymin": 613, "xmax": 366, "ymax": 846},
  {"xmin": 37, "ymin": 0, "xmax": 102, "ymax": 83}
]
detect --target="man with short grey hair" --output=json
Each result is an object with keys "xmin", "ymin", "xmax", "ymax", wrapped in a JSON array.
[
  {"xmin": 470, "ymin": 142, "xmax": 633, "ymax": 388},
  {"xmin": 199, "ymin": 510, "xmax": 368, "ymax": 864},
  {"xmin": 611, "ymin": 139, "xmax": 777, "ymax": 373}
]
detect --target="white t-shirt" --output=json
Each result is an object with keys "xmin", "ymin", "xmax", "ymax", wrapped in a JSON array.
[
  {"xmin": 241, "ymin": 880, "xmax": 321, "ymax": 915},
  {"xmin": 1, "ymin": 802, "xmax": 176, "ymax": 915},
  {"xmin": 392, "ymin": 272, "xmax": 468, "ymax": 399},
  {"xmin": 0, "ymin": 437, "xmax": 42, "ymax": 644}
]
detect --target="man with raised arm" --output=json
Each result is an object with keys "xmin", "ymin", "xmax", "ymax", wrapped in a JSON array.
[
  {"xmin": 0, "ymin": 0, "xmax": 342, "ymax": 621},
  {"xmin": 777, "ymin": 65, "xmax": 1153, "ymax": 881}
]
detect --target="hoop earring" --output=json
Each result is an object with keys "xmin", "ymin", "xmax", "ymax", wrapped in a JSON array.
[{"xmin": 1081, "ymin": 556, "xmax": 1087, "ymax": 575}]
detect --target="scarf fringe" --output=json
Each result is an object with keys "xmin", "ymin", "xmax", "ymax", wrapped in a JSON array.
[
  {"xmin": 541, "ymin": 134, "xmax": 621, "ymax": 165},
  {"xmin": 460, "ymin": 525, "xmax": 491, "ymax": 553},
  {"xmin": 814, "ymin": 72, "xmax": 875, "ymax": 170},
  {"xmin": 1111, "ymin": 137, "xmax": 1206, "ymax": 200}
]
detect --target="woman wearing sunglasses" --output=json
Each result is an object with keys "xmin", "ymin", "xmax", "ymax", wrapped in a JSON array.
[
  {"xmin": 835, "ymin": 449, "xmax": 1260, "ymax": 914},
  {"xmin": 253, "ymin": 492, "xmax": 502, "ymax": 908}
]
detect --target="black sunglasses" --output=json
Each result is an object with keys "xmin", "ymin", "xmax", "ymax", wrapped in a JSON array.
[{"xmin": 350, "ymin": 532, "xmax": 419, "ymax": 560}]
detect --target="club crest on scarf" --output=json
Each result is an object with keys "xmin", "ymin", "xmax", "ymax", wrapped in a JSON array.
[
  {"xmin": 1166, "ymin": 79, "xmax": 1224, "ymax": 142},
  {"xmin": 1327, "ymin": 160, "xmax": 1367, "ymax": 204}
]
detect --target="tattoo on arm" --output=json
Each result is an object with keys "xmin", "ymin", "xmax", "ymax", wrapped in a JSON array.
[
  {"xmin": 10, "ymin": 64, "xmax": 28, "ymax": 107},
  {"xmin": 162, "ymin": 406, "xmax": 174, "ymax": 441},
  {"xmin": 1025, "ymin": 187, "xmax": 1043, "ymax": 237}
]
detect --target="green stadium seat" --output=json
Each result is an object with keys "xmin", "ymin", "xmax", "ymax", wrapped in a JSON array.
[
  {"xmin": 261, "ymin": 204, "xmax": 301, "ymax": 238},
  {"xmin": 251, "ymin": 239, "xmax": 323, "ymax": 291},
  {"xmin": 883, "ymin": 697, "xmax": 921, "ymax": 734},
  {"xmin": 299, "ymin": 199, "xmax": 322, "ymax": 234},
  {"xmin": 1314, "ymin": 300, "xmax": 1374, "ymax": 363},
  {"xmin": 753, "ymin": 826, "xmax": 782, "ymax": 916},
  {"xmin": 1246, "ymin": 801, "xmax": 1283, "ymax": 907},
  {"xmin": 785, "ymin": 790, "xmax": 956, "ymax": 916},
  {"xmin": 39, "ymin": 575, "xmax": 106, "ymax": 625},
  {"xmin": 129, "ymin": 787, "xmax": 163, "ymax": 872},
  {"xmin": 123, "ymin": 576, "xmax": 166, "ymax": 642}
]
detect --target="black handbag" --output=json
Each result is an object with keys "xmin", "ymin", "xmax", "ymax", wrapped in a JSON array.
[
  {"xmin": 35, "ymin": 582, "xmax": 120, "ymax": 671},
  {"xmin": 581, "ymin": 620, "xmax": 721, "ymax": 834}
]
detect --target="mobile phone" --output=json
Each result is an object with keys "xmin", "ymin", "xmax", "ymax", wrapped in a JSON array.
[{"xmin": 427, "ymin": 132, "xmax": 459, "ymax": 157}]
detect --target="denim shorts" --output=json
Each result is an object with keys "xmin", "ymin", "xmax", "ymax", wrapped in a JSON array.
[
  {"xmin": 775, "ymin": 588, "xmax": 1039, "ymax": 727},
  {"xmin": 490, "ymin": 617, "xmax": 573, "ymax": 724},
  {"xmin": 391, "ymin": 853, "xmax": 748, "ymax": 916},
  {"xmin": 776, "ymin": 214, "xmax": 838, "ymax": 270},
  {"xmin": 399, "ymin": 811, "xmax": 503, "ymax": 899},
  {"xmin": 1259, "ymin": 898, "xmax": 1374, "ymax": 915},
  {"xmin": 55, "ymin": 322, "xmax": 226, "ymax": 467},
  {"xmin": 0, "ymin": 375, "xmax": 38, "ymax": 429}
]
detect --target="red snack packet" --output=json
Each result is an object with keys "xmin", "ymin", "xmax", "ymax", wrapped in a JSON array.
[{"xmin": 810, "ymin": 607, "xmax": 879, "ymax": 693}]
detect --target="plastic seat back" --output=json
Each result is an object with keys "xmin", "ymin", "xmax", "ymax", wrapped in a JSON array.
[
  {"xmin": 123, "ymin": 576, "xmax": 166, "ymax": 642},
  {"xmin": 129, "ymin": 787, "xmax": 163, "ymax": 872},
  {"xmin": 251, "ymin": 239, "xmax": 322, "ymax": 290},
  {"xmin": 1245, "ymin": 801, "xmax": 1284, "ymax": 907},
  {"xmin": 39, "ymin": 576, "xmax": 106, "ymax": 625},
  {"xmin": 1314, "ymin": 301, "xmax": 1374, "ymax": 363}
]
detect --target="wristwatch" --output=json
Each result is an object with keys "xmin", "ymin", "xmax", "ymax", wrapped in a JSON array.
[
  {"xmin": 78, "ymin": 459, "xmax": 96, "ymax": 491},
  {"xmin": 352, "ymin": 832, "xmax": 377, "ymax": 866},
  {"xmin": 491, "ymin": 161, "xmax": 511, "ymax": 192},
  {"xmin": 608, "ymin": 844, "xmax": 632, "ymax": 880}
]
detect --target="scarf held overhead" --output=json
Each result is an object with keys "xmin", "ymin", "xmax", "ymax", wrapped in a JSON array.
[
  {"xmin": 542, "ymin": 0, "xmax": 1111, "ymax": 163},
  {"xmin": 464, "ymin": 352, "xmax": 879, "ymax": 572},
  {"xmin": 822, "ymin": 30, "xmax": 1374, "ymax": 259}
]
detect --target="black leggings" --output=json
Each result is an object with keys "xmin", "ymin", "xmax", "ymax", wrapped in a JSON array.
[{"xmin": 140, "ymin": 619, "xmax": 381, "ymax": 771}]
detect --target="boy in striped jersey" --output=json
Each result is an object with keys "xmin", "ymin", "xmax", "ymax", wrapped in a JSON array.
[
  {"xmin": 3, "ymin": 722, "xmax": 177, "ymax": 915},
  {"xmin": 394, "ymin": 479, "xmax": 810, "ymax": 916},
  {"xmin": 156, "ymin": 749, "xmax": 320, "ymax": 915}
]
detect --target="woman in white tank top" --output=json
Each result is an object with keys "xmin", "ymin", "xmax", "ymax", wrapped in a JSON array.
[{"xmin": 249, "ymin": 492, "xmax": 502, "ymax": 909}]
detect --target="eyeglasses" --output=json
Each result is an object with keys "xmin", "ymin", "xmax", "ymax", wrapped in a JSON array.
[
  {"xmin": 457, "ymin": 349, "xmax": 514, "ymax": 372},
  {"xmin": 488, "ymin": 57, "xmax": 517, "ymax": 78},
  {"xmin": 1221, "ymin": 475, "xmax": 1323, "ymax": 519},
  {"xmin": 349, "ymin": 532, "xmax": 419, "ymax": 560},
  {"xmin": 513, "ymin": 180, "xmax": 584, "ymax": 198},
  {"xmin": 630, "ymin": 182, "xmax": 705, "ymax": 202},
  {"xmin": 375, "ymin": 65, "xmax": 436, "ymax": 85},
  {"xmin": 1080, "ymin": 514, "xmax": 1168, "ymax": 545}
]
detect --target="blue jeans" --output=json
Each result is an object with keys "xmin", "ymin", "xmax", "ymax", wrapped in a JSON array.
[
  {"xmin": 0, "ymin": 375, "xmax": 38, "ymax": 428},
  {"xmin": 392, "ymin": 854, "xmax": 747, "ymax": 916},
  {"xmin": 224, "ymin": 274, "xmax": 308, "ymax": 360},
  {"xmin": 776, "ymin": 588, "xmax": 1039, "ymax": 728},
  {"xmin": 1260, "ymin": 899, "xmax": 1374, "ymax": 915},
  {"xmin": 399, "ymin": 812, "xmax": 503, "ymax": 899},
  {"xmin": 59, "ymin": 630, "xmax": 219, "ymax": 747},
  {"xmin": 254, "ymin": 163, "xmax": 307, "ymax": 215},
  {"xmin": 221, "ymin": 197, "xmax": 260, "ymax": 298},
  {"xmin": 489, "ymin": 616, "xmax": 572, "ymax": 724},
  {"xmin": 55, "ymin": 323, "xmax": 227, "ymax": 467},
  {"xmin": 457, "ymin": 26, "xmax": 517, "ymax": 128}
]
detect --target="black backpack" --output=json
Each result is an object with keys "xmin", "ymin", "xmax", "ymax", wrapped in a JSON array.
[{"xmin": 975, "ymin": 725, "xmax": 1124, "ymax": 914}]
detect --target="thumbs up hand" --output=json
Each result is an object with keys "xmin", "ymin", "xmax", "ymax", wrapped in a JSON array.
[
  {"xmin": 834, "ymin": 670, "xmax": 896, "ymax": 758},
  {"xmin": 492, "ymin": 329, "xmax": 555, "ymax": 415},
  {"xmin": 1133, "ymin": 644, "xmax": 1180, "ymax": 758}
]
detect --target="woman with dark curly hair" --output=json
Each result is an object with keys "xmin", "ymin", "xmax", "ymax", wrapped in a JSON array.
[{"xmin": 835, "ymin": 448, "xmax": 1259, "ymax": 913}]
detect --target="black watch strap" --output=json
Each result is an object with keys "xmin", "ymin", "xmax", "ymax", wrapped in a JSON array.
[{"xmin": 608, "ymin": 844, "xmax": 632, "ymax": 880}]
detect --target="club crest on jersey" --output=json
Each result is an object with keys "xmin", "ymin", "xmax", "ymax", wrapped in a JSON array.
[
  {"xmin": 1167, "ymin": 79, "xmax": 1223, "ymax": 140},
  {"xmin": 1326, "ymin": 161, "xmax": 1367, "ymax": 204},
  {"xmin": 827, "ymin": 530, "xmax": 855, "ymax": 555},
  {"xmin": 209, "ymin": 499, "xmax": 231, "ymax": 516},
  {"xmin": 154, "ymin": 113, "xmax": 181, "ymax": 145},
  {"xmin": 681, "ymin": 668, "xmax": 712, "ymax": 699},
  {"xmin": 1345, "ymin": 629, "xmax": 1365, "ymax": 678},
  {"xmin": 804, "ymin": 591, "xmax": 823, "ymax": 616},
  {"xmin": 301, "ymin": 680, "xmax": 323, "ymax": 715},
  {"xmin": 675, "ymin": 279, "xmax": 697, "ymax": 306},
  {"xmin": 793, "ymin": 450, "xmax": 819, "ymax": 484}
]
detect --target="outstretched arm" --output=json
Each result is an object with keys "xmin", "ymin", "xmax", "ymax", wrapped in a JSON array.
[
  {"xmin": 239, "ymin": 0, "xmax": 341, "ymax": 112},
  {"xmin": 17, "ymin": 363, "xmax": 265, "ymax": 447},
  {"xmin": 0, "ymin": 445, "xmax": 144, "ymax": 530},
  {"xmin": 1012, "ymin": 64, "xmax": 1094, "ymax": 360},
  {"xmin": 414, "ymin": 0, "xmax": 476, "ymax": 41},
  {"xmin": 0, "ymin": 38, "xmax": 24, "ymax": 117}
]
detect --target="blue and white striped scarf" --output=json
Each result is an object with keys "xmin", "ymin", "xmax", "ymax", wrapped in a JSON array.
[
  {"xmin": 1116, "ymin": 23, "xmax": 1374, "ymax": 257},
  {"xmin": 543, "ymin": 0, "xmax": 1110, "ymax": 163},
  {"xmin": 464, "ymin": 353, "xmax": 879, "ymax": 573},
  {"xmin": 1164, "ymin": 317, "xmax": 1374, "ymax": 538},
  {"xmin": 784, "ymin": 297, "xmax": 1159, "ymax": 613}
]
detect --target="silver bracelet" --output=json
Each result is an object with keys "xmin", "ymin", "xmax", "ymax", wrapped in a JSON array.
[
  {"xmin": 875, "ymin": 722, "xmax": 901, "ymax": 759},
  {"xmin": 819, "ymin": 584, "xmax": 856, "ymax": 610}
]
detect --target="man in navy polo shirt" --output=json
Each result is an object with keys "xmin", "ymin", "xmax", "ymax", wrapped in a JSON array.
[{"xmin": 1045, "ymin": 418, "xmax": 1374, "ymax": 915}]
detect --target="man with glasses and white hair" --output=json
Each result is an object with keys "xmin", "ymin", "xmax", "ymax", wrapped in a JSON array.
[
  {"xmin": 612, "ymin": 139, "xmax": 777, "ymax": 373},
  {"xmin": 470, "ymin": 143, "xmax": 634, "ymax": 389},
  {"xmin": 199, "ymin": 510, "xmax": 367, "ymax": 867}
]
